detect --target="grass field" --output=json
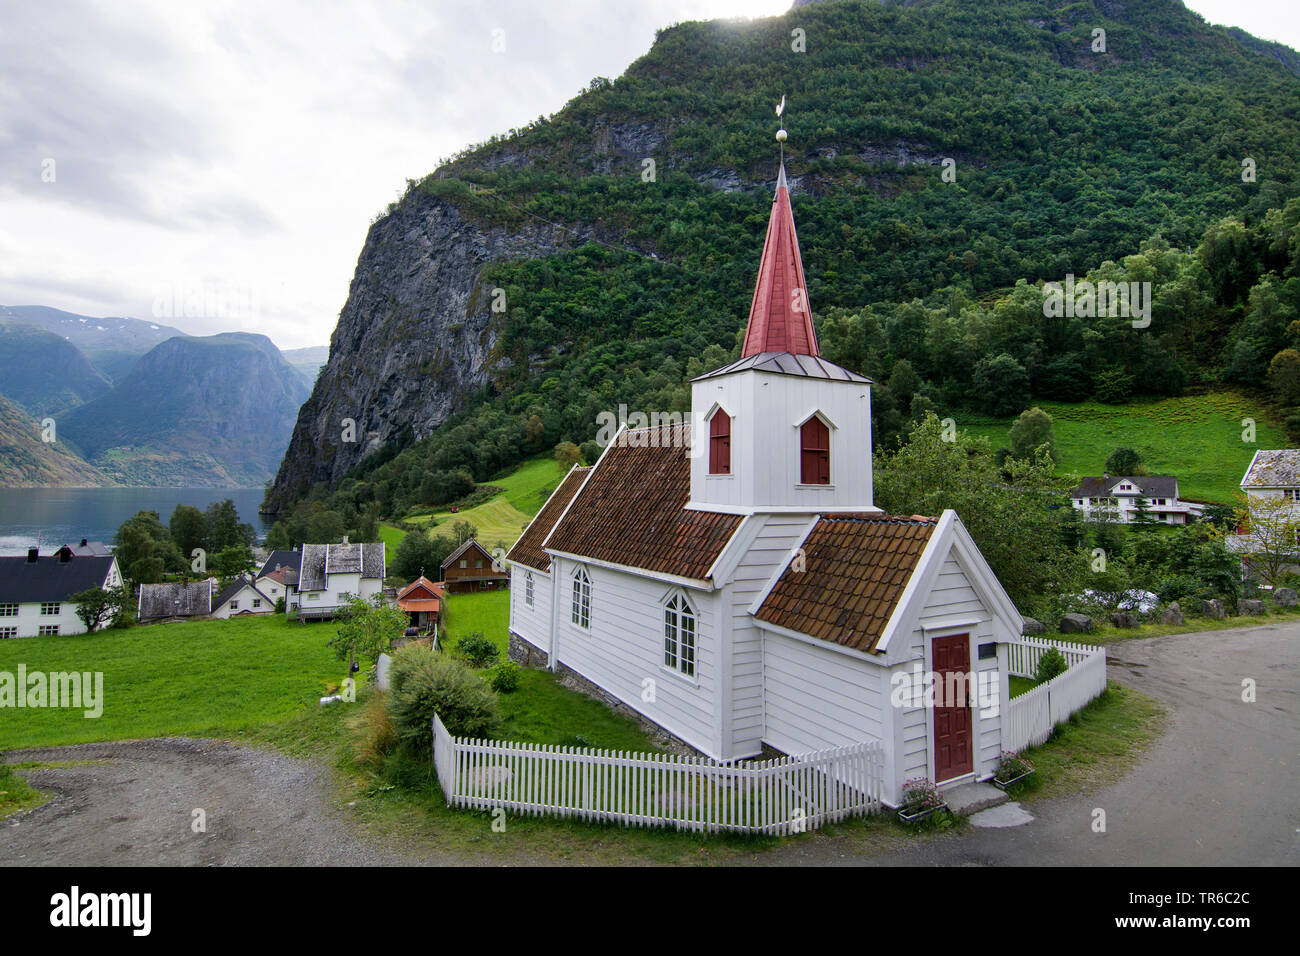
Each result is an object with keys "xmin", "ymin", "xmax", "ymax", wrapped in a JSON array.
[
  {"xmin": 399, "ymin": 458, "xmax": 571, "ymax": 550},
  {"xmin": 959, "ymin": 392, "xmax": 1285, "ymax": 504},
  {"xmin": 0, "ymin": 616, "xmax": 348, "ymax": 751}
]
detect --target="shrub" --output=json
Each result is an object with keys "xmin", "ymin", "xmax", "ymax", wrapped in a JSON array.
[
  {"xmin": 489, "ymin": 659, "xmax": 521, "ymax": 693},
  {"xmin": 1034, "ymin": 647, "xmax": 1068, "ymax": 683},
  {"xmin": 347, "ymin": 691, "xmax": 399, "ymax": 770},
  {"xmin": 388, "ymin": 644, "xmax": 501, "ymax": 748},
  {"xmin": 457, "ymin": 631, "xmax": 500, "ymax": 668}
]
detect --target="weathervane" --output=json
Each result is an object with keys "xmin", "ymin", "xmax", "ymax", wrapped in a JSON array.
[{"xmin": 775, "ymin": 94, "xmax": 787, "ymax": 168}]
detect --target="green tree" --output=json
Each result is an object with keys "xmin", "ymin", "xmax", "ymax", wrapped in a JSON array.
[
  {"xmin": 328, "ymin": 593, "xmax": 408, "ymax": 674},
  {"xmin": 212, "ymin": 545, "xmax": 256, "ymax": 584},
  {"xmin": 971, "ymin": 353, "xmax": 1029, "ymax": 417},
  {"xmin": 67, "ymin": 586, "xmax": 124, "ymax": 634},
  {"xmin": 1266, "ymin": 348, "xmax": 1300, "ymax": 403},
  {"xmin": 205, "ymin": 499, "xmax": 254, "ymax": 552},
  {"xmin": 1007, "ymin": 406, "xmax": 1057, "ymax": 462},
  {"xmin": 1105, "ymin": 447, "xmax": 1143, "ymax": 476},
  {"xmin": 554, "ymin": 441, "xmax": 582, "ymax": 470},
  {"xmin": 169, "ymin": 505, "xmax": 207, "ymax": 563}
]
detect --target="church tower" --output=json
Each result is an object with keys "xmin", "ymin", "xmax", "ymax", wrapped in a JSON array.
[{"xmin": 689, "ymin": 110, "xmax": 876, "ymax": 515}]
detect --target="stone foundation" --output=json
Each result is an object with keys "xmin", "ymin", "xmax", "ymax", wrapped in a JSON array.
[
  {"xmin": 508, "ymin": 631, "xmax": 549, "ymax": 669},
  {"xmin": 554, "ymin": 663, "xmax": 704, "ymax": 758}
]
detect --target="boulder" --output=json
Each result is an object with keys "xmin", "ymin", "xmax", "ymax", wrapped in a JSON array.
[
  {"xmin": 1021, "ymin": 616, "xmax": 1047, "ymax": 636},
  {"xmin": 1274, "ymin": 587, "xmax": 1298, "ymax": 608},
  {"xmin": 1159, "ymin": 602, "xmax": 1184, "ymax": 626},
  {"xmin": 1238, "ymin": 599, "xmax": 1266, "ymax": 616},
  {"xmin": 1201, "ymin": 598, "xmax": 1225, "ymax": 619},
  {"xmin": 376, "ymin": 652, "xmax": 392, "ymax": 691},
  {"xmin": 1059, "ymin": 613, "xmax": 1094, "ymax": 634},
  {"xmin": 1108, "ymin": 611, "xmax": 1140, "ymax": 629}
]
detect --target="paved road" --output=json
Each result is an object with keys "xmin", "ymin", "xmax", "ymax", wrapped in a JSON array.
[
  {"xmin": 3, "ymin": 623, "xmax": 1296, "ymax": 866},
  {"xmin": 772, "ymin": 621, "xmax": 1300, "ymax": 865},
  {"xmin": 0, "ymin": 737, "xmax": 416, "ymax": 866}
]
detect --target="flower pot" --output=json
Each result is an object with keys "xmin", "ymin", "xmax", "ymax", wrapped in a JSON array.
[
  {"xmin": 897, "ymin": 804, "xmax": 945, "ymax": 824},
  {"xmin": 993, "ymin": 769, "xmax": 1034, "ymax": 790}
]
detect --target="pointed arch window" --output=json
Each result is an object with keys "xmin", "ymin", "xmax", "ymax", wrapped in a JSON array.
[
  {"xmin": 800, "ymin": 416, "xmax": 830, "ymax": 485},
  {"xmin": 571, "ymin": 567, "xmax": 591, "ymax": 629},
  {"xmin": 708, "ymin": 408, "xmax": 731, "ymax": 475},
  {"xmin": 525, "ymin": 571, "xmax": 534, "ymax": 608},
  {"xmin": 663, "ymin": 593, "xmax": 696, "ymax": 677}
]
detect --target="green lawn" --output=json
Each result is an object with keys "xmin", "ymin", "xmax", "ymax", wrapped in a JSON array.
[
  {"xmin": 959, "ymin": 392, "xmax": 1285, "ymax": 504},
  {"xmin": 0, "ymin": 616, "xmax": 349, "ymax": 751},
  {"xmin": 378, "ymin": 522, "xmax": 407, "ymax": 551},
  {"xmin": 491, "ymin": 457, "xmax": 571, "ymax": 517}
]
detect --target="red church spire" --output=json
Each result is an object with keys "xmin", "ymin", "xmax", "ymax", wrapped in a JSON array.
[{"xmin": 741, "ymin": 161, "xmax": 819, "ymax": 357}]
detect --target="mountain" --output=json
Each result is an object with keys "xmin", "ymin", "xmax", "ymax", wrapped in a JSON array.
[
  {"xmin": 282, "ymin": 345, "xmax": 330, "ymax": 388},
  {"xmin": 59, "ymin": 333, "xmax": 311, "ymax": 487},
  {"xmin": 0, "ymin": 305, "xmax": 185, "ymax": 383},
  {"xmin": 0, "ymin": 319, "xmax": 112, "ymax": 417},
  {"xmin": 265, "ymin": 0, "xmax": 1300, "ymax": 513},
  {"xmin": 0, "ymin": 392, "xmax": 110, "ymax": 487}
]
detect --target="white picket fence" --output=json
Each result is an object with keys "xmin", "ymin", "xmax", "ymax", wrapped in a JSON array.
[
  {"xmin": 432, "ymin": 714, "xmax": 884, "ymax": 835},
  {"xmin": 1005, "ymin": 636, "xmax": 1108, "ymax": 751}
]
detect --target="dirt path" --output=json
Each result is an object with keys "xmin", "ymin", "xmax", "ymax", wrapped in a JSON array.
[{"xmin": 0, "ymin": 737, "xmax": 429, "ymax": 866}]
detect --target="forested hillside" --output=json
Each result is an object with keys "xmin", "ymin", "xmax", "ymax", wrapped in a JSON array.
[{"xmin": 265, "ymin": 0, "xmax": 1300, "ymax": 531}]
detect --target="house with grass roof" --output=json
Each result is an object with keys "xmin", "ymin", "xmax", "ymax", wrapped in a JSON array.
[{"xmin": 506, "ymin": 156, "xmax": 1025, "ymax": 806}]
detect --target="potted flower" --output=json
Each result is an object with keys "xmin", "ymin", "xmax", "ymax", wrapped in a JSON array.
[
  {"xmin": 897, "ymin": 777, "xmax": 946, "ymax": 823},
  {"xmin": 993, "ymin": 750, "xmax": 1035, "ymax": 789}
]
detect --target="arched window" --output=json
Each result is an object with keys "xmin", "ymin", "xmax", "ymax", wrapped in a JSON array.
[
  {"xmin": 571, "ymin": 567, "xmax": 591, "ymax": 629},
  {"xmin": 525, "ymin": 571, "xmax": 534, "ymax": 607},
  {"xmin": 663, "ymin": 594, "xmax": 696, "ymax": 677},
  {"xmin": 708, "ymin": 409, "xmax": 731, "ymax": 475},
  {"xmin": 800, "ymin": 416, "xmax": 830, "ymax": 485}
]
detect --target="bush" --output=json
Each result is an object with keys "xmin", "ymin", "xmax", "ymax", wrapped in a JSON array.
[
  {"xmin": 489, "ymin": 659, "xmax": 521, "ymax": 693},
  {"xmin": 347, "ymin": 691, "xmax": 399, "ymax": 770},
  {"xmin": 457, "ymin": 631, "xmax": 500, "ymax": 668},
  {"xmin": 274, "ymin": 597, "xmax": 286, "ymax": 614},
  {"xmin": 387, "ymin": 644, "xmax": 501, "ymax": 748},
  {"xmin": 1034, "ymin": 647, "xmax": 1068, "ymax": 683}
]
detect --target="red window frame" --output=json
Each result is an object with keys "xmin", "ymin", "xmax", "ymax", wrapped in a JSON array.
[
  {"xmin": 709, "ymin": 410, "xmax": 731, "ymax": 475},
  {"xmin": 800, "ymin": 417, "xmax": 830, "ymax": 485}
]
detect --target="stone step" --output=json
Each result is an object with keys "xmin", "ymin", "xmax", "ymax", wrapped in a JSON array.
[{"xmin": 941, "ymin": 781, "xmax": 1008, "ymax": 816}]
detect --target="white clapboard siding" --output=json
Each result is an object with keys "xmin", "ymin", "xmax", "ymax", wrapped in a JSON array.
[
  {"xmin": 431, "ymin": 715, "xmax": 883, "ymax": 835},
  {"xmin": 1005, "ymin": 638, "xmax": 1107, "ymax": 751}
]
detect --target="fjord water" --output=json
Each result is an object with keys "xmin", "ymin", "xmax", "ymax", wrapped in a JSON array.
[{"xmin": 0, "ymin": 487, "xmax": 273, "ymax": 553}]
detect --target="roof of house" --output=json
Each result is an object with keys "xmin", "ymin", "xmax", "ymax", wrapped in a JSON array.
[
  {"xmin": 0, "ymin": 553, "xmax": 117, "ymax": 603},
  {"xmin": 213, "ymin": 577, "xmax": 273, "ymax": 611},
  {"xmin": 1069, "ymin": 476, "xmax": 1180, "ymax": 499},
  {"xmin": 262, "ymin": 568, "xmax": 290, "ymax": 586},
  {"xmin": 440, "ymin": 538, "xmax": 498, "ymax": 570},
  {"xmin": 754, "ymin": 514, "xmax": 938, "ymax": 654},
  {"xmin": 295, "ymin": 542, "xmax": 385, "ymax": 591},
  {"xmin": 396, "ymin": 576, "xmax": 443, "ymax": 600},
  {"xmin": 1241, "ymin": 449, "xmax": 1300, "ymax": 488},
  {"xmin": 256, "ymin": 549, "xmax": 302, "ymax": 579},
  {"xmin": 506, "ymin": 466, "xmax": 592, "ymax": 572},
  {"xmin": 61, "ymin": 539, "xmax": 112, "ymax": 556},
  {"xmin": 741, "ymin": 164, "xmax": 818, "ymax": 357},
  {"xmin": 542, "ymin": 423, "xmax": 744, "ymax": 582},
  {"xmin": 138, "ymin": 580, "xmax": 213, "ymax": 620},
  {"xmin": 692, "ymin": 351, "xmax": 871, "ymax": 384},
  {"xmin": 397, "ymin": 577, "xmax": 443, "ymax": 614}
]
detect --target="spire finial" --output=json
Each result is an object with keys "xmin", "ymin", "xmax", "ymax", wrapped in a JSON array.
[{"xmin": 775, "ymin": 94, "xmax": 788, "ymax": 171}]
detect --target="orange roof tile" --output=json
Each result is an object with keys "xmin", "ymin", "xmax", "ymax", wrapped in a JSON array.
[{"xmin": 506, "ymin": 466, "xmax": 591, "ymax": 572}]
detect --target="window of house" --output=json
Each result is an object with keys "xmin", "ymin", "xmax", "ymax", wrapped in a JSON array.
[
  {"xmin": 460, "ymin": 560, "xmax": 467, "ymax": 569},
  {"xmin": 525, "ymin": 572, "xmax": 534, "ymax": 607},
  {"xmin": 230, "ymin": 601, "xmax": 239, "ymax": 611},
  {"xmin": 253, "ymin": 599, "xmax": 261, "ymax": 608},
  {"xmin": 0, "ymin": 626, "xmax": 16, "ymax": 639},
  {"xmin": 800, "ymin": 417, "xmax": 830, "ymax": 485},
  {"xmin": 708, "ymin": 409, "xmax": 731, "ymax": 475},
  {"xmin": 39, "ymin": 625, "xmax": 59, "ymax": 636},
  {"xmin": 40, "ymin": 602, "xmax": 60, "ymax": 616},
  {"xmin": 663, "ymin": 594, "xmax": 696, "ymax": 678},
  {"xmin": 0, "ymin": 603, "xmax": 17, "ymax": 616},
  {"xmin": 476, "ymin": 559, "xmax": 483, "ymax": 569},
  {"xmin": 306, "ymin": 592, "xmax": 319, "ymax": 601},
  {"xmin": 1287, "ymin": 489, "xmax": 1300, "ymax": 501},
  {"xmin": 571, "ymin": 568, "xmax": 591, "ymax": 629}
]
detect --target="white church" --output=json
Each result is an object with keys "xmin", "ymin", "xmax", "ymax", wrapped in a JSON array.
[{"xmin": 506, "ymin": 161, "xmax": 1023, "ymax": 806}]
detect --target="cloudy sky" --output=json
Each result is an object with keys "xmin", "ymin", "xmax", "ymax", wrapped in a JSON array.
[{"xmin": 1, "ymin": 0, "xmax": 1296, "ymax": 351}]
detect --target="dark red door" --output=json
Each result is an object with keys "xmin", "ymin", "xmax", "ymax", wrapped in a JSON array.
[{"xmin": 933, "ymin": 633, "xmax": 973, "ymax": 782}]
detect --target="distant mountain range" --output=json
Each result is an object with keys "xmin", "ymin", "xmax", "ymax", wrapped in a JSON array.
[{"xmin": 0, "ymin": 306, "xmax": 319, "ymax": 488}]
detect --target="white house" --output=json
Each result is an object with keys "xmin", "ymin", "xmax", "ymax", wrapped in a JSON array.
[
  {"xmin": 506, "ymin": 163, "xmax": 1023, "ymax": 806},
  {"xmin": 137, "ymin": 579, "xmax": 215, "ymax": 622},
  {"xmin": 1232, "ymin": 449, "xmax": 1300, "ymax": 555},
  {"xmin": 1068, "ymin": 475, "xmax": 1205, "ymax": 524},
  {"xmin": 284, "ymin": 539, "xmax": 385, "ymax": 620},
  {"xmin": 255, "ymin": 549, "xmax": 301, "ymax": 606},
  {"xmin": 0, "ymin": 545, "xmax": 122, "ymax": 638},
  {"xmin": 212, "ymin": 577, "xmax": 276, "ymax": 618}
]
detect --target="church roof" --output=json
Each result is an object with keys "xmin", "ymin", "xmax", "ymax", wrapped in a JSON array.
[
  {"xmin": 754, "ymin": 514, "xmax": 938, "ymax": 654},
  {"xmin": 507, "ymin": 465, "xmax": 592, "ymax": 572},
  {"xmin": 692, "ymin": 350, "xmax": 871, "ymax": 383},
  {"xmin": 542, "ymin": 424, "xmax": 743, "ymax": 582},
  {"xmin": 740, "ymin": 165, "xmax": 819, "ymax": 358}
]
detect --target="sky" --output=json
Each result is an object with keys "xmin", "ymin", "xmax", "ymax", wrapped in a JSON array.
[{"xmin": 0, "ymin": 0, "xmax": 1296, "ymax": 352}]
